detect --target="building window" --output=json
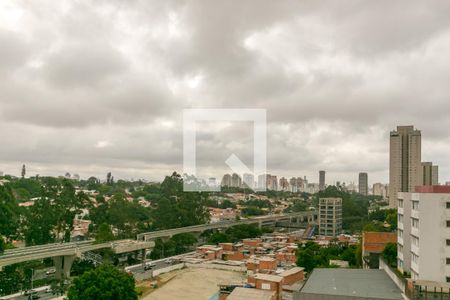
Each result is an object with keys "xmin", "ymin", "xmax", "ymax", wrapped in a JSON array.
[
  {"xmin": 411, "ymin": 218, "xmax": 419, "ymax": 229},
  {"xmin": 447, "ymin": 277, "xmax": 450, "ymax": 283},
  {"xmin": 446, "ymin": 239, "xmax": 450, "ymax": 246},
  {"xmin": 398, "ymin": 199, "xmax": 403, "ymax": 208},
  {"xmin": 447, "ymin": 202, "xmax": 450, "ymax": 209},
  {"xmin": 447, "ymin": 221, "xmax": 450, "ymax": 228},
  {"xmin": 412, "ymin": 201, "xmax": 419, "ymax": 210},
  {"xmin": 447, "ymin": 258, "xmax": 450, "ymax": 265}
]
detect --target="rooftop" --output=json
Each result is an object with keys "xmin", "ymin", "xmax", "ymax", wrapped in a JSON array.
[
  {"xmin": 299, "ymin": 269, "xmax": 403, "ymax": 300},
  {"xmin": 228, "ymin": 287, "xmax": 275, "ymax": 300},
  {"xmin": 254, "ymin": 273, "xmax": 284, "ymax": 283},
  {"xmin": 415, "ymin": 185, "xmax": 450, "ymax": 193},
  {"xmin": 279, "ymin": 267, "xmax": 304, "ymax": 277}
]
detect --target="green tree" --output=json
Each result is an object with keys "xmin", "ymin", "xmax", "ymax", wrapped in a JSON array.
[
  {"xmin": 152, "ymin": 172, "xmax": 210, "ymax": 229},
  {"xmin": 0, "ymin": 184, "xmax": 19, "ymax": 239},
  {"xmin": 297, "ymin": 249, "xmax": 316, "ymax": 272},
  {"xmin": 208, "ymin": 232, "xmax": 230, "ymax": 244},
  {"xmin": 95, "ymin": 223, "xmax": 115, "ymax": 243},
  {"xmin": 171, "ymin": 233, "xmax": 197, "ymax": 254},
  {"xmin": 23, "ymin": 197, "xmax": 56, "ymax": 245},
  {"xmin": 67, "ymin": 264, "xmax": 137, "ymax": 300},
  {"xmin": 382, "ymin": 242, "xmax": 397, "ymax": 268},
  {"xmin": 0, "ymin": 235, "xmax": 5, "ymax": 254}
]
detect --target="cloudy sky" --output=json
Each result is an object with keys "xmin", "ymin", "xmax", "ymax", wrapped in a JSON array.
[{"xmin": 1, "ymin": 0, "xmax": 450, "ymax": 185}]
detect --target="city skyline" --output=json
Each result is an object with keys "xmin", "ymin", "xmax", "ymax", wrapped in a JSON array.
[{"xmin": 1, "ymin": 1, "xmax": 450, "ymax": 184}]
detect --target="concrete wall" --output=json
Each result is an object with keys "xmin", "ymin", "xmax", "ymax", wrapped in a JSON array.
[
  {"xmin": 133, "ymin": 263, "xmax": 186, "ymax": 281},
  {"xmin": 379, "ymin": 257, "xmax": 406, "ymax": 292},
  {"xmin": 186, "ymin": 263, "xmax": 246, "ymax": 272},
  {"xmin": 153, "ymin": 263, "xmax": 185, "ymax": 276}
]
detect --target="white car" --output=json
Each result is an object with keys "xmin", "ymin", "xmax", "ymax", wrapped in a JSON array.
[{"xmin": 46, "ymin": 268, "xmax": 56, "ymax": 275}]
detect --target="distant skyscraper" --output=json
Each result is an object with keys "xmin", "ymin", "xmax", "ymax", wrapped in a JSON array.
[
  {"xmin": 421, "ymin": 162, "xmax": 439, "ymax": 186},
  {"xmin": 242, "ymin": 173, "xmax": 254, "ymax": 189},
  {"xmin": 231, "ymin": 173, "xmax": 242, "ymax": 187},
  {"xmin": 221, "ymin": 174, "xmax": 231, "ymax": 187},
  {"xmin": 289, "ymin": 177, "xmax": 298, "ymax": 192},
  {"xmin": 266, "ymin": 174, "xmax": 278, "ymax": 190},
  {"xmin": 373, "ymin": 183, "xmax": 388, "ymax": 199},
  {"xmin": 257, "ymin": 174, "xmax": 266, "ymax": 190},
  {"xmin": 389, "ymin": 126, "xmax": 422, "ymax": 208},
  {"xmin": 319, "ymin": 170, "xmax": 326, "ymax": 191},
  {"xmin": 279, "ymin": 177, "xmax": 289, "ymax": 191},
  {"xmin": 358, "ymin": 172, "xmax": 368, "ymax": 196}
]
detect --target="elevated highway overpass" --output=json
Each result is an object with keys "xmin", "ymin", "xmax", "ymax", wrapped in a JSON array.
[
  {"xmin": 0, "ymin": 239, "xmax": 155, "ymax": 278},
  {"xmin": 0, "ymin": 211, "xmax": 316, "ymax": 278},
  {"xmin": 137, "ymin": 211, "xmax": 317, "ymax": 241}
]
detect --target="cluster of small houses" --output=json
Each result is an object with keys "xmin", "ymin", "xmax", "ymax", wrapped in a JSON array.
[
  {"xmin": 190, "ymin": 230, "xmax": 397, "ymax": 300},
  {"xmin": 195, "ymin": 232, "xmax": 305, "ymax": 300}
]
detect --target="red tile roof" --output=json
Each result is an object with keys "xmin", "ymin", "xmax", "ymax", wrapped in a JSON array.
[{"xmin": 363, "ymin": 232, "xmax": 397, "ymax": 253}]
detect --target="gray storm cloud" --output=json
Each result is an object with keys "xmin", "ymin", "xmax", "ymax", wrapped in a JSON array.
[{"xmin": 0, "ymin": 0, "xmax": 449, "ymax": 184}]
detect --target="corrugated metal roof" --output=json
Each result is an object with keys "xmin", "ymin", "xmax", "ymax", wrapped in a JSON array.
[{"xmin": 299, "ymin": 269, "xmax": 403, "ymax": 300}]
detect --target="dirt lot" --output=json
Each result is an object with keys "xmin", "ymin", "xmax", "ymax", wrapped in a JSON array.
[{"xmin": 142, "ymin": 268, "xmax": 246, "ymax": 300}]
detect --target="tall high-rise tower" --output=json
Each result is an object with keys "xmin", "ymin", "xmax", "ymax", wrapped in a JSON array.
[
  {"xmin": 421, "ymin": 162, "xmax": 439, "ymax": 186},
  {"xmin": 358, "ymin": 172, "xmax": 368, "ymax": 196},
  {"xmin": 389, "ymin": 126, "xmax": 422, "ymax": 207},
  {"xmin": 319, "ymin": 170, "xmax": 326, "ymax": 191}
]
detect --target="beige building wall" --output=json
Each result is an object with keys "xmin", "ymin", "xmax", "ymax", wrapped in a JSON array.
[{"xmin": 432, "ymin": 165, "xmax": 439, "ymax": 185}]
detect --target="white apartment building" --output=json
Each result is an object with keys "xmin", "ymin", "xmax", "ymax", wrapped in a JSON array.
[{"xmin": 397, "ymin": 186, "xmax": 450, "ymax": 282}]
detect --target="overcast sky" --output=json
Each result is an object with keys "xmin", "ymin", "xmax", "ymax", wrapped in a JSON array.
[{"xmin": 1, "ymin": 0, "xmax": 450, "ymax": 185}]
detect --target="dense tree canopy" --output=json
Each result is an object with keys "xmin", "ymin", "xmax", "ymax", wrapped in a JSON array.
[
  {"xmin": 0, "ymin": 184, "xmax": 19, "ymax": 239},
  {"xmin": 67, "ymin": 264, "xmax": 137, "ymax": 300},
  {"xmin": 296, "ymin": 241, "xmax": 360, "ymax": 273},
  {"xmin": 382, "ymin": 242, "xmax": 397, "ymax": 268}
]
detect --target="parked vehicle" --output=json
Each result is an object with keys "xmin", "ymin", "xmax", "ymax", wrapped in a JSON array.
[
  {"xmin": 143, "ymin": 264, "xmax": 154, "ymax": 271},
  {"xmin": 24, "ymin": 290, "xmax": 37, "ymax": 296},
  {"xmin": 46, "ymin": 268, "xmax": 56, "ymax": 275}
]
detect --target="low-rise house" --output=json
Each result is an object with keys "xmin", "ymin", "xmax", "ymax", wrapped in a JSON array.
[{"xmin": 227, "ymin": 287, "xmax": 276, "ymax": 300}]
